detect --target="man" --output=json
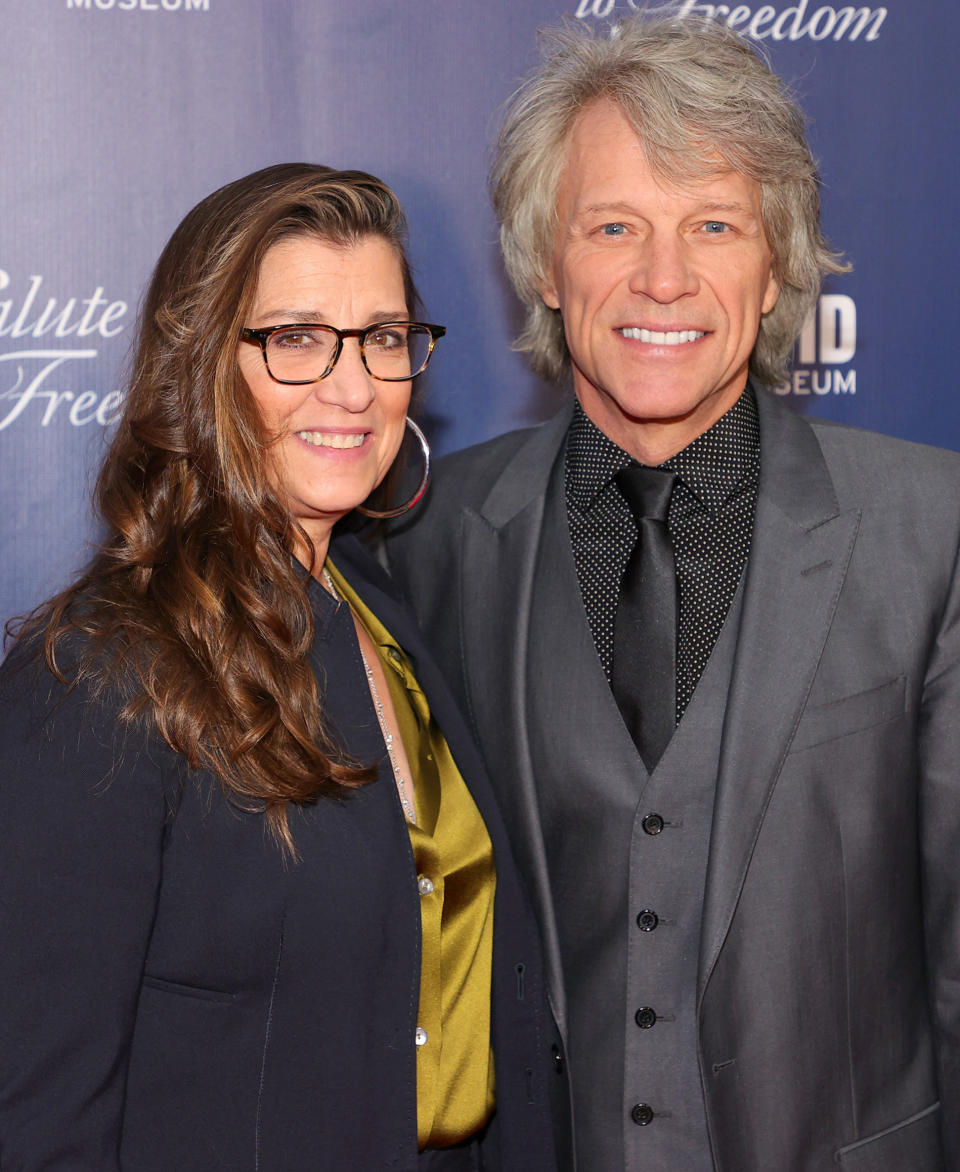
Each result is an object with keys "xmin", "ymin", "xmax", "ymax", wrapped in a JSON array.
[{"xmin": 387, "ymin": 17, "xmax": 960, "ymax": 1170}]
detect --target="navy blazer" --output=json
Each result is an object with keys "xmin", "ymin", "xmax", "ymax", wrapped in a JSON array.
[{"xmin": 0, "ymin": 534, "xmax": 563, "ymax": 1171}]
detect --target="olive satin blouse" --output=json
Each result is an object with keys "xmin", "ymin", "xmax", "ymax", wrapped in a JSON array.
[{"xmin": 327, "ymin": 561, "xmax": 497, "ymax": 1150}]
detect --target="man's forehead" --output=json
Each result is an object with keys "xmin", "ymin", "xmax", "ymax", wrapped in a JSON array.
[
  {"xmin": 558, "ymin": 99, "xmax": 758, "ymax": 205},
  {"xmin": 575, "ymin": 193, "xmax": 760, "ymax": 217},
  {"xmin": 556, "ymin": 154, "xmax": 763, "ymax": 223}
]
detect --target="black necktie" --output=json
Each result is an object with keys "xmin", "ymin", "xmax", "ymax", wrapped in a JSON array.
[{"xmin": 611, "ymin": 464, "xmax": 678, "ymax": 771}]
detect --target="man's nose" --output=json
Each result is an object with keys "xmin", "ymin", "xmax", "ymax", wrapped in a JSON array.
[{"xmin": 627, "ymin": 233, "xmax": 699, "ymax": 303}]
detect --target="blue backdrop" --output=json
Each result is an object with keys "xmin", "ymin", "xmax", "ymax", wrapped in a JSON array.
[{"xmin": 2, "ymin": 0, "xmax": 955, "ymax": 635}]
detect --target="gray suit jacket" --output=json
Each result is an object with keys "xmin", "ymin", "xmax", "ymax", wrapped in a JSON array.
[{"xmin": 386, "ymin": 388, "xmax": 960, "ymax": 1171}]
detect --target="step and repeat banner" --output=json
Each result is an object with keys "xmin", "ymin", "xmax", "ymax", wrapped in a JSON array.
[{"xmin": 1, "ymin": 0, "xmax": 955, "ymax": 634}]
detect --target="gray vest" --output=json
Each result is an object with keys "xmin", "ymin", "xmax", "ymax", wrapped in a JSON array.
[{"xmin": 528, "ymin": 464, "xmax": 743, "ymax": 1171}]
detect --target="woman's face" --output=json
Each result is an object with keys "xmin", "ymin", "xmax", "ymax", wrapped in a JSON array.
[{"xmin": 237, "ymin": 233, "xmax": 412, "ymax": 555}]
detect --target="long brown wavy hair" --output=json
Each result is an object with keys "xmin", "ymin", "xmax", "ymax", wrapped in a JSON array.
[{"xmin": 12, "ymin": 163, "xmax": 418, "ymax": 854}]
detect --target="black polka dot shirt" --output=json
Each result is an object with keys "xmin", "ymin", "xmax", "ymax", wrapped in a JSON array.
[{"xmin": 564, "ymin": 387, "xmax": 760, "ymax": 722}]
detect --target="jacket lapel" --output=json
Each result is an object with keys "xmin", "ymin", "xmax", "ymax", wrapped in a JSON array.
[
  {"xmin": 457, "ymin": 407, "xmax": 574, "ymax": 1037},
  {"xmin": 698, "ymin": 392, "xmax": 861, "ymax": 994}
]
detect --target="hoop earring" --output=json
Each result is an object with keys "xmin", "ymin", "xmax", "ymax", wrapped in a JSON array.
[{"xmin": 356, "ymin": 416, "xmax": 431, "ymax": 519}]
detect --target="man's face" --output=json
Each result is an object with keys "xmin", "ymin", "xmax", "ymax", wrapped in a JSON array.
[{"xmin": 541, "ymin": 100, "xmax": 780, "ymax": 463}]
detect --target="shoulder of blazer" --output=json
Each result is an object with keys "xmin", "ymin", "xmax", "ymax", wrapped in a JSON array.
[
  {"xmin": 754, "ymin": 386, "xmax": 960, "ymax": 518},
  {"xmin": 809, "ymin": 416, "xmax": 960, "ymax": 501},
  {"xmin": 391, "ymin": 403, "xmax": 574, "ymax": 536},
  {"xmin": 433, "ymin": 418, "xmax": 554, "ymax": 488},
  {"xmin": 0, "ymin": 625, "xmax": 180, "ymax": 796}
]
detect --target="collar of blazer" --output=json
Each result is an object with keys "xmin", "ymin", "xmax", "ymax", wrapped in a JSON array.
[
  {"xmin": 474, "ymin": 387, "xmax": 842, "ymax": 533},
  {"xmin": 475, "ymin": 402, "xmax": 573, "ymax": 529}
]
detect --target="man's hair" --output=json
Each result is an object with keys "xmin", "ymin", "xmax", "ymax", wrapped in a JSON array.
[
  {"xmin": 491, "ymin": 17, "xmax": 847, "ymax": 385},
  {"xmin": 13, "ymin": 164, "xmax": 416, "ymax": 855}
]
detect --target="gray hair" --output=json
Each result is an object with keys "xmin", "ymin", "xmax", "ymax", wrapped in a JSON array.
[{"xmin": 491, "ymin": 16, "xmax": 848, "ymax": 386}]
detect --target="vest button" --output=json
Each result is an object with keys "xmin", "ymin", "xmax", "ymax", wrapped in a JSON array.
[
  {"xmin": 631, "ymin": 1102, "xmax": 655, "ymax": 1126},
  {"xmin": 635, "ymin": 1006, "xmax": 657, "ymax": 1029},
  {"xmin": 417, "ymin": 875, "xmax": 435, "ymax": 896},
  {"xmin": 636, "ymin": 909, "xmax": 659, "ymax": 932},
  {"xmin": 642, "ymin": 813, "xmax": 665, "ymax": 835},
  {"xmin": 551, "ymin": 1043, "xmax": 564, "ymax": 1074}
]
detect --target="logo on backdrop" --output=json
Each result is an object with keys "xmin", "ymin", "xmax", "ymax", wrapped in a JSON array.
[
  {"xmin": 573, "ymin": 0, "xmax": 887, "ymax": 41},
  {"xmin": 65, "ymin": 0, "xmax": 209, "ymax": 11},
  {"xmin": 0, "ymin": 269, "xmax": 129, "ymax": 431},
  {"xmin": 774, "ymin": 293, "xmax": 857, "ymax": 396}
]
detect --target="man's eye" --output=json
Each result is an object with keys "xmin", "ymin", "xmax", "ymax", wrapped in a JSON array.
[
  {"xmin": 701, "ymin": 221, "xmax": 729, "ymax": 234},
  {"xmin": 600, "ymin": 223, "xmax": 628, "ymax": 237}
]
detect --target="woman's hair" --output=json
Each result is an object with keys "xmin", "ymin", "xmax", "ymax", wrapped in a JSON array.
[
  {"xmin": 492, "ymin": 16, "xmax": 849, "ymax": 386},
  {"xmin": 12, "ymin": 163, "xmax": 417, "ymax": 854}
]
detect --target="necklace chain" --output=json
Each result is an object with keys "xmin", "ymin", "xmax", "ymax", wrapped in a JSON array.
[{"xmin": 323, "ymin": 567, "xmax": 417, "ymax": 825}]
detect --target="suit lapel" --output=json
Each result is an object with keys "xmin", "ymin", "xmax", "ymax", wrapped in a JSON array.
[
  {"xmin": 458, "ymin": 407, "xmax": 574, "ymax": 1037},
  {"xmin": 698, "ymin": 392, "xmax": 862, "ymax": 994}
]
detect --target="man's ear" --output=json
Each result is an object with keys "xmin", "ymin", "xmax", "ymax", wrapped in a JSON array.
[
  {"xmin": 540, "ymin": 276, "xmax": 561, "ymax": 311},
  {"xmin": 762, "ymin": 272, "xmax": 780, "ymax": 316}
]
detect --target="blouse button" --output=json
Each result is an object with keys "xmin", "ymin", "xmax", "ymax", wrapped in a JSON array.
[
  {"xmin": 415, "ymin": 1027, "xmax": 428, "ymax": 1046},
  {"xmin": 417, "ymin": 875, "xmax": 435, "ymax": 896}
]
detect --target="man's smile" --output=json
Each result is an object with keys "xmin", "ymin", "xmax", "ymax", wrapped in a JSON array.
[{"xmin": 617, "ymin": 327, "xmax": 708, "ymax": 346}]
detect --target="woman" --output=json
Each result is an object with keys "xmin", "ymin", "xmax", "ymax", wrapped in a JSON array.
[{"xmin": 0, "ymin": 164, "xmax": 561, "ymax": 1171}]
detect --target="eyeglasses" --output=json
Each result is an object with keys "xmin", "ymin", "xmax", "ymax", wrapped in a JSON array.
[{"xmin": 240, "ymin": 320, "xmax": 446, "ymax": 385}]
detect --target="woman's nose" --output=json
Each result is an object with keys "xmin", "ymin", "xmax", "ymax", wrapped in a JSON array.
[{"xmin": 313, "ymin": 338, "xmax": 376, "ymax": 412}]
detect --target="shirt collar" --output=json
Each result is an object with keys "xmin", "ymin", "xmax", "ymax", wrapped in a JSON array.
[
  {"xmin": 663, "ymin": 385, "xmax": 759, "ymax": 512},
  {"xmin": 565, "ymin": 402, "xmax": 633, "ymax": 513},
  {"xmin": 565, "ymin": 385, "xmax": 759, "ymax": 516}
]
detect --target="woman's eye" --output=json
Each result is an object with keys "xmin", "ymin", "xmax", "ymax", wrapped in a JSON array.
[
  {"xmin": 366, "ymin": 328, "xmax": 406, "ymax": 351},
  {"xmin": 273, "ymin": 329, "xmax": 321, "ymax": 350}
]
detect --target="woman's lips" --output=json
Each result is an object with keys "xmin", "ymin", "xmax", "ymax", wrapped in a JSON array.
[{"xmin": 294, "ymin": 430, "xmax": 367, "ymax": 449}]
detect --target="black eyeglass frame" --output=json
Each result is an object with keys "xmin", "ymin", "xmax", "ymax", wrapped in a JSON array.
[{"xmin": 239, "ymin": 320, "xmax": 446, "ymax": 385}]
